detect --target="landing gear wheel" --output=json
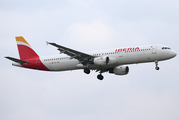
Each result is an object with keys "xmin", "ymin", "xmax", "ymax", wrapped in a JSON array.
[
  {"xmin": 84, "ymin": 68, "xmax": 90, "ymax": 74},
  {"xmin": 155, "ymin": 67, "xmax": 160, "ymax": 70},
  {"xmin": 97, "ymin": 74, "xmax": 104, "ymax": 80},
  {"xmin": 155, "ymin": 60, "xmax": 160, "ymax": 70}
]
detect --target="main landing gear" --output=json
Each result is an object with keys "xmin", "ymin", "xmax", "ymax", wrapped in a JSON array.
[
  {"xmin": 97, "ymin": 74, "xmax": 104, "ymax": 80},
  {"xmin": 155, "ymin": 60, "xmax": 160, "ymax": 70},
  {"xmin": 84, "ymin": 68, "xmax": 104, "ymax": 80},
  {"xmin": 84, "ymin": 68, "xmax": 90, "ymax": 74}
]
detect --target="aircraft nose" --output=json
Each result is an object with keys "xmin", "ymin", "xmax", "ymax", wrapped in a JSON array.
[{"xmin": 171, "ymin": 51, "xmax": 177, "ymax": 58}]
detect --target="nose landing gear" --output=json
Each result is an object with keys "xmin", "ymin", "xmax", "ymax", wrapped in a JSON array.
[{"xmin": 155, "ymin": 60, "xmax": 160, "ymax": 70}]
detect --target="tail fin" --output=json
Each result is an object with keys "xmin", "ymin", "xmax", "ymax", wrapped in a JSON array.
[{"xmin": 16, "ymin": 36, "xmax": 39, "ymax": 60}]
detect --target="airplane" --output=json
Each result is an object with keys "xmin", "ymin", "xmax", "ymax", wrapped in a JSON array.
[{"xmin": 5, "ymin": 36, "xmax": 177, "ymax": 80}]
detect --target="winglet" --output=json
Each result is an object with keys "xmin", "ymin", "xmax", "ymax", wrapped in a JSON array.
[{"xmin": 46, "ymin": 41, "xmax": 49, "ymax": 45}]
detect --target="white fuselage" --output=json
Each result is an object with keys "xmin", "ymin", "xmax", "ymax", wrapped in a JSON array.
[{"xmin": 38, "ymin": 45, "xmax": 176, "ymax": 71}]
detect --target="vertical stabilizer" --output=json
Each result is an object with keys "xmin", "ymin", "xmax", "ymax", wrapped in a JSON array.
[{"xmin": 16, "ymin": 36, "xmax": 39, "ymax": 60}]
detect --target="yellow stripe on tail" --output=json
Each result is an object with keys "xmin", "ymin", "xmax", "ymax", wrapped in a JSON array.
[{"xmin": 16, "ymin": 36, "xmax": 31, "ymax": 46}]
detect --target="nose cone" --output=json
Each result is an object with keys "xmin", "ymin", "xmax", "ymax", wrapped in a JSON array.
[{"xmin": 171, "ymin": 51, "xmax": 177, "ymax": 58}]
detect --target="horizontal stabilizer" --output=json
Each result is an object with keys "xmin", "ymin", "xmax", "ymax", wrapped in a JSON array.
[{"xmin": 5, "ymin": 57, "xmax": 29, "ymax": 64}]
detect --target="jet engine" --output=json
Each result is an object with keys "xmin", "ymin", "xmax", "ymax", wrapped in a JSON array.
[
  {"xmin": 93, "ymin": 56, "xmax": 117, "ymax": 66},
  {"xmin": 109, "ymin": 66, "xmax": 129, "ymax": 75}
]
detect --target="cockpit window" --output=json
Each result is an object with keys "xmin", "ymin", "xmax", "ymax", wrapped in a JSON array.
[{"xmin": 162, "ymin": 47, "xmax": 171, "ymax": 50}]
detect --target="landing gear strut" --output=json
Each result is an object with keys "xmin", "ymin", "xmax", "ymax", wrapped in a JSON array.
[
  {"xmin": 84, "ymin": 68, "xmax": 90, "ymax": 74},
  {"xmin": 155, "ymin": 60, "xmax": 160, "ymax": 70},
  {"xmin": 97, "ymin": 74, "xmax": 104, "ymax": 80}
]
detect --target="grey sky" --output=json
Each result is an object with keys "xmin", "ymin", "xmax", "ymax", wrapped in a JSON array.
[{"xmin": 0, "ymin": 0, "xmax": 179, "ymax": 120}]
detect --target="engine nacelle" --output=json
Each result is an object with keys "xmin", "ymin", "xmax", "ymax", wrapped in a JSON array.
[
  {"xmin": 94, "ymin": 56, "xmax": 109, "ymax": 65},
  {"xmin": 110, "ymin": 66, "xmax": 129, "ymax": 75},
  {"xmin": 93, "ymin": 56, "xmax": 117, "ymax": 66}
]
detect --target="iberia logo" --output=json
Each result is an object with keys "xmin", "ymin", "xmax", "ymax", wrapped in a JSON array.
[{"xmin": 115, "ymin": 47, "xmax": 139, "ymax": 52}]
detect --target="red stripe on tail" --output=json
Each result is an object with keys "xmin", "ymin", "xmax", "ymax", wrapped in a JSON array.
[{"xmin": 17, "ymin": 44, "xmax": 39, "ymax": 60}]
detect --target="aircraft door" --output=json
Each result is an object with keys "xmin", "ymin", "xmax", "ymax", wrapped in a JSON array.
[
  {"xmin": 119, "ymin": 51, "xmax": 123, "ymax": 57},
  {"xmin": 36, "ymin": 58, "xmax": 40, "ymax": 66},
  {"xmin": 152, "ymin": 45, "xmax": 157, "ymax": 54}
]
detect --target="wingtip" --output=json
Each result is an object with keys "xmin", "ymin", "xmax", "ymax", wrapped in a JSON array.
[{"xmin": 46, "ymin": 41, "xmax": 49, "ymax": 45}]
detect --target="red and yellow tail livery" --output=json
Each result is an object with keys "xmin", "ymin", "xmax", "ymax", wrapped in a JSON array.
[
  {"xmin": 16, "ymin": 36, "xmax": 39, "ymax": 60},
  {"xmin": 6, "ymin": 36, "xmax": 49, "ymax": 71}
]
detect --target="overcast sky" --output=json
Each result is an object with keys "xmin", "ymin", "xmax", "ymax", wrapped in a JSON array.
[{"xmin": 0, "ymin": 0, "xmax": 179, "ymax": 120}]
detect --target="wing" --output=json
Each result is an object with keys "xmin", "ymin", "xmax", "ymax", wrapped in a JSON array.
[{"xmin": 47, "ymin": 42, "xmax": 94, "ymax": 65}]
